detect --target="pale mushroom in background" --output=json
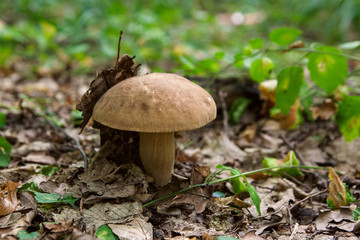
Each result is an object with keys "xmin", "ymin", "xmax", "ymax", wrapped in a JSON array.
[{"xmin": 93, "ymin": 73, "xmax": 217, "ymax": 186}]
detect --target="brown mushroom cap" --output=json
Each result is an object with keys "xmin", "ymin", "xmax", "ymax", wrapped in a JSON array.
[{"xmin": 93, "ymin": 73, "xmax": 216, "ymax": 132}]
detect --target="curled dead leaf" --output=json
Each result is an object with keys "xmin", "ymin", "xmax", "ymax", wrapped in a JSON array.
[
  {"xmin": 310, "ymin": 98, "xmax": 337, "ymax": 120},
  {"xmin": 327, "ymin": 167, "xmax": 346, "ymax": 209},
  {"xmin": 0, "ymin": 181, "xmax": 19, "ymax": 216}
]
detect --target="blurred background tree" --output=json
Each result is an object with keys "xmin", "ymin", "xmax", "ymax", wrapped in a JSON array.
[{"xmin": 1, "ymin": 0, "xmax": 359, "ymax": 77}]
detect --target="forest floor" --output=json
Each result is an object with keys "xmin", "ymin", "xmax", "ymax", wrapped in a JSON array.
[{"xmin": 1, "ymin": 69, "xmax": 360, "ymax": 240}]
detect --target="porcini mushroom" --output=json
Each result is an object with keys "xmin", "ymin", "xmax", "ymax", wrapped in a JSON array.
[{"xmin": 93, "ymin": 73, "xmax": 216, "ymax": 186}]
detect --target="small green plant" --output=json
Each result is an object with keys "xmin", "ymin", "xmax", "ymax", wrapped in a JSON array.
[
  {"xmin": 247, "ymin": 28, "xmax": 360, "ymax": 141},
  {"xmin": 36, "ymin": 165, "xmax": 61, "ymax": 176},
  {"xmin": 353, "ymin": 207, "xmax": 360, "ymax": 221},
  {"xmin": 214, "ymin": 165, "xmax": 261, "ymax": 216},
  {"xmin": 20, "ymin": 182, "xmax": 78, "ymax": 208},
  {"xmin": 262, "ymin": 151, "xmax": 303, "ymax": 177},
  {"xmin": 182, "ymin": 27, "xmax": 360, "ymax": 140}
]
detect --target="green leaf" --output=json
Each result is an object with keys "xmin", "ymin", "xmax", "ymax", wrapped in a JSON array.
[
  {"xmin": 40, "ymin": 21, "xmax": 57, "ymax": 40},
  {"xmin": 233, "ymin": 53, "xmax": 243, "ymax": 68},
  {"xmin": 243, "ymin": 45, "xmax": 252, "ymax": 56},
  {"xmin": 19, "ymin": 182, "xmax": 41, "ymax": 194},
  {"xmin": 275, "ymin": 66, "xmax": 304, "ymax": 114},
  {"xmin": 250, "ymin": 57, "xmax": 274, "ymax": 83},
  {"xmin": 0, "ymin": 112, "xmax": 5, "ymax": 129},
  {"xmin": 243, "ymin": 176, "xmax": 261, "ymax": 216},
  {"xmin": 179, "ymin": 55, "xmax": 195, "ymax": 70},
  {"xmin": 216, "ymin": 237, "xmax": 239, "ymax": 240},
  {"xmin": 345, "ymin": 184, "xmax": 356, "ymax": 204},
  {"xmin": 228, "ymin": 98, "xmax": 251, "ymax": 124},
  {"xmin": 269, "ymin": 27, "xmax": 302, "ymax": 46},
  {"xmin": 338, "ymin": 41, "xmax": 360, "ymax": 50},
  {"xmin": 0, "ymin": 136, "xmax": 11, "ymax": 167},
  {"xmin": 17, "ymin": 229, "xmax": 38, "ymax": 240},
  {"xmin": 216, "ymin": 165, "xmax": 247, "ymax": 193},
  {"xmin": 34, "ymin": 192, "xmax": 78, "ymax": 208},
  {"xmin": 336, "ymin": 95, "xmax": 360, "ymax": 141},
  {"xmin": 34, "ymin": 192, "xmax": 60, "ymax": 203},
  {"xmin": 326, "ymin": 198, "xmax": 337, "ymax": 210},
  {"xmin": 214, "ymin": 51, "xmax": 225, "ymax": 60},
  {"xmin": 96, "ymin": 225, "xmax": 120, "ymax": 240},
  {"xmin": 70, "ymin": 109, "xmax": 83, "ymax": 126},
  {"xmin": 230, "ymin": 169, "xmax": 247, "ymax": 194},
  {"xmin": 352, "ymin": 207, "xmax": 360, "ymax": 221},
  {"xmin": 60, "ymin": 194, "xmax": 79, "ymax": 208},
  {"xmin": 36, "ymin": 165, "xmax": 60, "ymax": 176},
  {"xmin": 198, "ymin": 58, "xmax": 221, "ymax": 73},
  {"xmin": 307, "ymin": 45, "xmax": 348, "ymax": 94},
  {"xmin": 249, "ymin": 38, "xmax": 264, "ymax": 49}
]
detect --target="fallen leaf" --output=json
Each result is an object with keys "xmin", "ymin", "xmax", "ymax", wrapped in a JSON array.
[
  {"xmin": 310, "ymin": 98, "xmax": 337, "ymax": 120},
  {"xmin": 327, "ymin": 167, "xmax": 346, "ymax": 209},
  {"xmin": 242, "ymin": 230, "xmax": 264, "ymax": 239},
  {"xmin": 201, "ymin": 133, "xmax": 246, "ymax": 170},
  {"xmin": 71, "ymin": 228, "xmax": 99, "ymax": 240},
  {"xmin": 239, "ymin": 123, "xmax": 257, "ymax": 142},
  {"xmin": 83, "ymin": 202, "xmax": 143, "ymax": 229},
  {"xmin": 315, "ymin": 208, "xmax": 360, "ymax": 233},
  {"xmin": 214, "ymin": 195, "xmax": 252, "ymax": 209},
  {"xmin": 108, "ymin": 217, "xmax": 153, "ymax": 240},
  {"xmin": 162, "ymin": 218, "xmax": 224, "ymax": 238},
  {"xmin": 23, "ymin": 152, "xmax": 56, "ymax": 165},
  {"xmin": 43, "ymin": 219, "xmax": 74, "ymax": 232},
  {"xmin": 0, "ymin": 181, "xmax": 19, "ymax": 216},
  {"xmin": 19, "ymin": 78, "xmax": 59, "ymax": 97},
  {"xmin": 76, "ymin": 32, "xmax": 139, "ymax": 132}
]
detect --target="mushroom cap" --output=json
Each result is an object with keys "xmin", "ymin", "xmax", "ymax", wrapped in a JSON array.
[{"xmin": 93, "ymin": 73, "xmax": 216, "ymax": 132}]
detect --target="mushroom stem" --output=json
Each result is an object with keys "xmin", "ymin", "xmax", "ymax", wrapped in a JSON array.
[{"xmin": 139, "ymin": 132, "xmax": 175, "ymax": 186}]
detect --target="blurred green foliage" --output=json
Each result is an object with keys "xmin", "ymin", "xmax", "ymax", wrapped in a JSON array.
[{"xmin": 1, "ymin": 0, "xmax": 359, "ymax": 76}]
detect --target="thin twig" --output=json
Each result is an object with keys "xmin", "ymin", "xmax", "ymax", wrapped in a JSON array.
[
  {"xmin": 116, "ymin": 30, "xmax": 123, "ymax": 66},
  {"xmin": 289, "ymin": 223, "xmax": 299, "ymax": 240},
  {"xmin": 289, "ymin": 189, "xmax": 328, "ymax": 211}
]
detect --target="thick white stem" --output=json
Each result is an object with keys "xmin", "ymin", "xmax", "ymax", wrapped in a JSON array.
[{"xmin": 139, "ymin": 132, "xmax": 175, "ymax": 186}]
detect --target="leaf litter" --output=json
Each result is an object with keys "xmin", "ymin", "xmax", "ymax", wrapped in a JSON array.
[{"xmin": 0, "ymin": 33, "xmax": 359, "ymax": 239}]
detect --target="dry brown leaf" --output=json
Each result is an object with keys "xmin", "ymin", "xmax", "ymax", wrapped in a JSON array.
[
  {"xmin": 214, "ymin": 195, "xmax": 252, "ymax": 209},
  {"xmin": 70, "ymin": 228, "xmax": 98, "ymax": 240},
  {"xmin": 315, "ymin": 208, "xmax": 358, "ymax": 233},
  {"xmin": 0, "ymin": 182, "xmax": 19, "ymax": 216},
  {"xmin": 76, "ymin": 32, "xmax": 139, "ymax": 132},
  {"xmin": 83, "ymin": 202, "xmax": 143, "ymax": 229},
  {"xmin": 327, "ymin": 167, "xmax": 346, "ymax": 209},
  {"xmin": 310, "ymin": 98, "xmax": 337, "ymax": 120},
  {"xmin": 108, "ymin": 217, "xmax": 153, "ymax": 240},
  {"xmin": 276, "ymin": 99, "xmax": 301, "ymax": 129},
  {"xmin": 23, "ymin": 152, "xmax": 56, "ymax": 165},
  {"xmin": 43, "ymin": 219, "xmax": 74, "ymax": 232},
  {"xmin": 242, "ymin": 230, "xmax": 265, "ymax": 239},
  {"xmin": 162, "ymin": 218, "xmax": 224, "ymax": 238},
  {"xmin": 258, "ymin": 80, "xmax": 301, "ymax": 129},
  {"xmin": 239, "ymin": 123, "xmax": 257, "ymax": 142}
]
